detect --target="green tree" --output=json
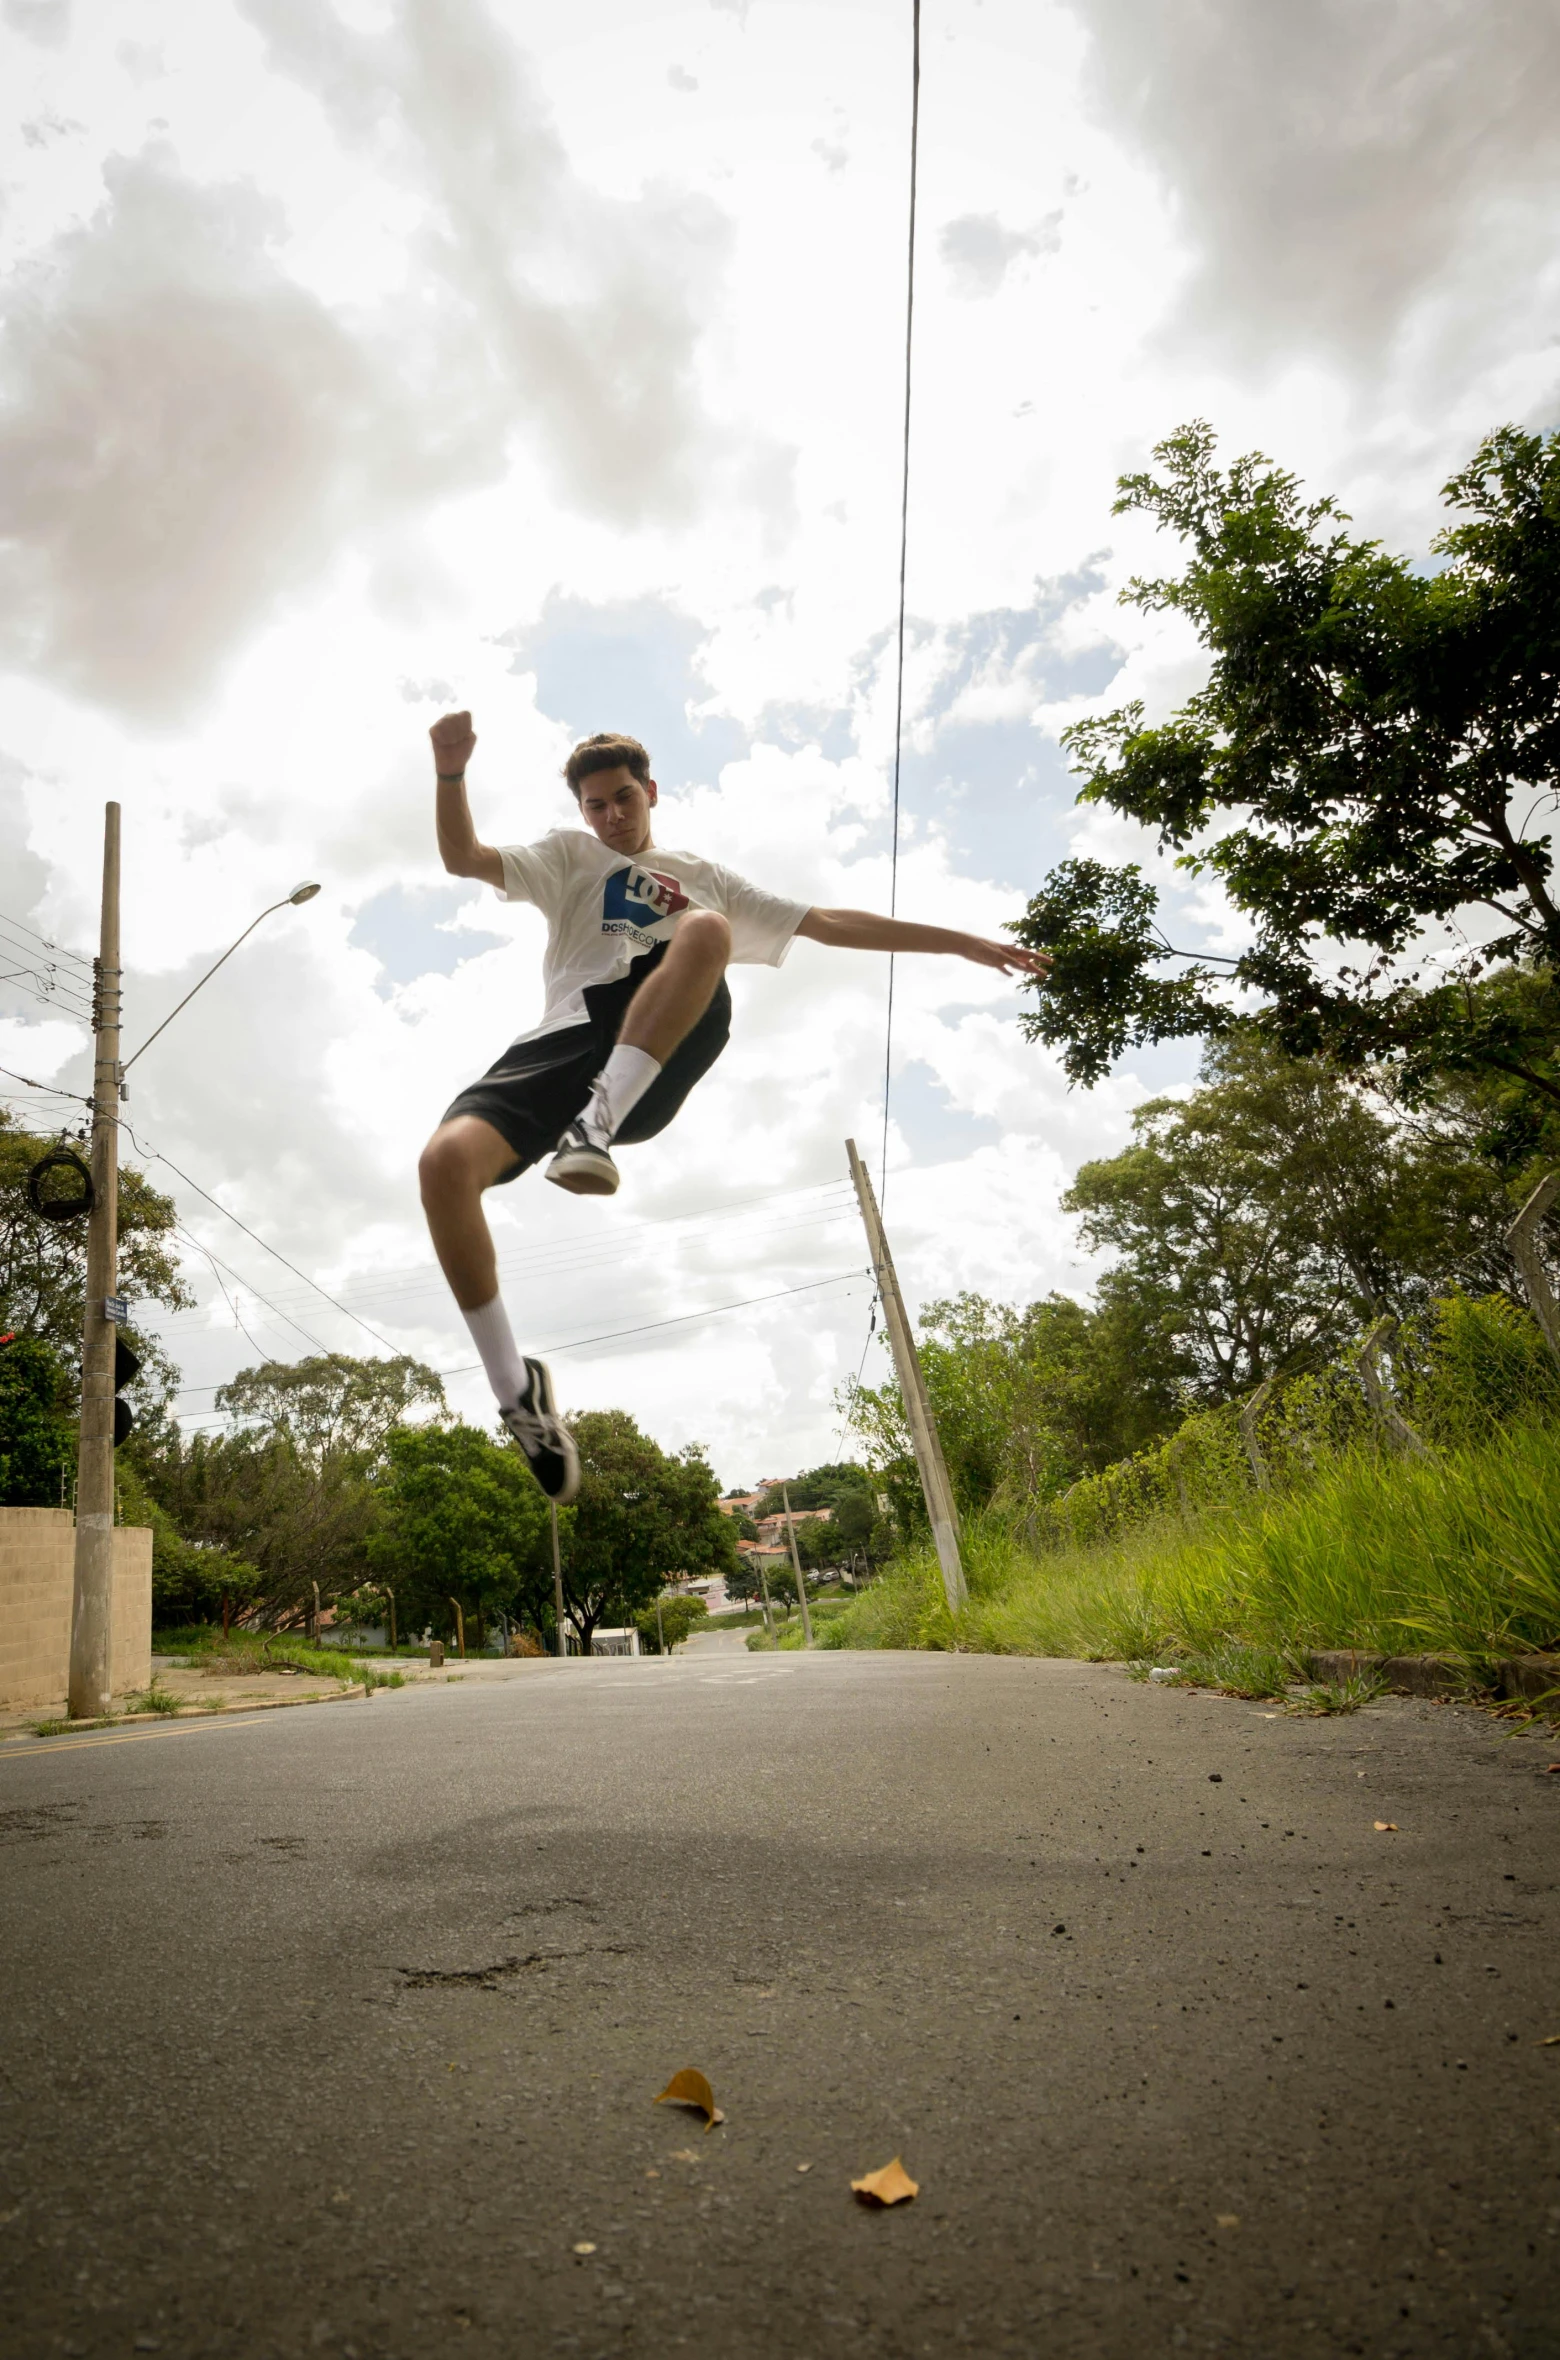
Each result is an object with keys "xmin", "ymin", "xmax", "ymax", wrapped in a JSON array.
[
  {"xmin": 1012, "ymin": 423, "xmax": 1560, "ymax": 1126},
  {"xmin": 850, "ymin": 1289, "xmax": 1184, "ymax": 1525},
  {"xmin": 218, "ymin": 1354, "xmax": 445, "ymax": 1459},
  {"xmin": 559, "ymin": 1413, "xmax": 737, "ymax": 1654},
  {"xmin": 1065, "ymin": 1033, "xmax": 1521, "ymax": 1401},
  {"xmin": 722, "ymin": 1551, "xmax": 764, "ymax": 1609},
  {"xmin": 367, "ymin": 1421, "xmax": 552, "ymax": 1649},
  {"xmin": 0, "ymin": 1112, "xmax": 190, "ymax": 1413},
  {"xmin": 635, "ymin": 1593, "xmax": 709, "ymax": 1654},
  {"xmin": 130, "ymin": 1352, "xmax": 447, "ymax": 1625},
  {"xmin": 0, "ymin": 1332, "xmax": 75, "ymax": 1506},
  {"xmin": 752, "ymin": 1463, "xmax": 874, "ymax": 1520}
]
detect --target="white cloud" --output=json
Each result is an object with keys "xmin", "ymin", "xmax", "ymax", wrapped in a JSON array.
[
  {"xmin": 1069, "ymin": 0, "xmax": 1560, "ymax": 372},
  {"xmin": 4, "ymin": 0, "xmax": 70, "ymax": 47},
  {"xmin": 939, "ymin": 209, "xmax": 1061, "ymax": 299},
  {"xmin": 0, "ymin": 0, "xmax": 776, "ymax": 723}
]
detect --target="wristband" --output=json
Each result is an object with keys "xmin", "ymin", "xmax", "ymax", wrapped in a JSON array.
[{"xmin": 437, "ymin": 769, "xmax": 467, "ymax": 782}]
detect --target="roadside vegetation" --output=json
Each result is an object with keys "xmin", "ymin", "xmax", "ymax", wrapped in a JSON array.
[{"xmin": 833, "ymin": 421, "xmax": 1560, "ymax": 1684}]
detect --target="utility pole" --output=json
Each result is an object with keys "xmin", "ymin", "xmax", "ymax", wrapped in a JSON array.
[
  {"xmin": 845, "ymin": 1137, "xmax": 966, "ymax": 1614},
  {"xmin": 68, "ymin": 804, "xmax": 122, "ymax": 1721},
  {"xmin": 550, "ymin": 1502, "xmax": 568, "ymax": 1658},
  {"xmin": 781, "ymin": 1482, "xmax": 814, "ymax": 1643}
]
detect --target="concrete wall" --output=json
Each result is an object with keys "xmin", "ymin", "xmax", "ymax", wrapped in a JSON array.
[{"xmin": 0, "ymin": 1507, "xmax": 153, "ymax": 1709}]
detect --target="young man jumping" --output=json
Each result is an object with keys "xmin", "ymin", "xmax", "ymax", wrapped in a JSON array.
[{"xmin": 418, "ymin": 710, "xmax": 1050, "ymax": 1503}]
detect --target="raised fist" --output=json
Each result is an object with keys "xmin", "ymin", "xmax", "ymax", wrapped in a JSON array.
[{"xmin": 430, "ymin": 710, "xmax": 476, "ymax": 775}]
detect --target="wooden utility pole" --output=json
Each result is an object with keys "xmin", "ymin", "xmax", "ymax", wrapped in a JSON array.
[
  {"xmin": 550, "ymin": 1502, "xmax": 568, "ymax": 1657},
  {"xmin": 68, "ymin": 804, "xmax": 122, "ymax": 1721},
  {"xmin": 1507, "ymin": 1169, "xmax": 1560, "ymax": 1365},
  {"xmin": 845, "ymin": 1138, "xmax": 966, "ymax": 1614},
  {"xmin": 780, "ymin": 1482, "xmax": 814, "ymax": 1643}
]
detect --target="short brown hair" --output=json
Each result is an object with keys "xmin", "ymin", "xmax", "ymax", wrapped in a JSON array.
[{"xmin": 564, "ymin": 733, "xmax": 651, "ymax": 799}]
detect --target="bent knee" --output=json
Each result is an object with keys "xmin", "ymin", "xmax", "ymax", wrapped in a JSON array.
[
  {"xmin": 679, "ymin": 908, "xmax": 732, "ymax": 961},
  {"xmin": 419, "ymin": 1127, "xmax": 480, "ymax": 1202}
]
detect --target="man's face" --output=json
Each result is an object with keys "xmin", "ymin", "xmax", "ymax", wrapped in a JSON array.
[{"xmin": 577, "ymin": 765, "xmax": 657, "ymax": 853}]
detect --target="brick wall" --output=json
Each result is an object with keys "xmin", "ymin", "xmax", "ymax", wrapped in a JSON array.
[{"xmin": 0, "ymin": 1508, "xmax": 153, "ymax": 1709}]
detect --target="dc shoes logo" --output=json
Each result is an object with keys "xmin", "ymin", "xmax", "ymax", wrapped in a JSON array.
[{"xmin": 602, "ymin": 864, "xmax": 690, "ymax": 938}]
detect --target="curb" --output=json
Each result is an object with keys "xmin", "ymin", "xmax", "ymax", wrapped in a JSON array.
[
  {"xmin": 0, "ymin": 1676, "xmax": 417, "ymax": 1744},
  {"xmin": 1304, "ymin": 1649, "xmax": 1560, "ymax": 1711}
]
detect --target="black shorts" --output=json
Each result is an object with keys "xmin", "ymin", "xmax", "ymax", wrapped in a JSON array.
[{"xmin": 440, "ymin": 943, "xmax": 732, "ymax": 1183}]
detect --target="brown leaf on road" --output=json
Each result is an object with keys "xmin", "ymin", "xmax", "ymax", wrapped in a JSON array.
[
  {"xmin": 655, "ymin": 2068, "xmax": 725, "ymax": 2131},
  {"xmin": 1536, "ymin": 2034, "xmax": 1560, "ymax": 2047},
  {"xmin": 851, "ymin": 2157, "xmax": 919, "ymax": 2207},
  {"xmin": 1373, "ymin": 1821, "xmax": 1399, "ymax": 1832}
]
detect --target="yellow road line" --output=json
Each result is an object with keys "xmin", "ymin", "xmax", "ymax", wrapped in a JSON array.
[{"xmin": 0, "ymin": 1713, "xmax": 284, "ymax": 1759}]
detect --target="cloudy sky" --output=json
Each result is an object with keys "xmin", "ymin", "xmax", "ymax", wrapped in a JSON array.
[{"xmin": 3, "ymin": 0, "xmax": 1557, "ymax": 1485}]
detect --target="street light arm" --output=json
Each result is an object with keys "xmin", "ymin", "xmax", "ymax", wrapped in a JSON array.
[{"xmin": 121, "ymin": 885, "xmax": 319, "ymax": 1075}]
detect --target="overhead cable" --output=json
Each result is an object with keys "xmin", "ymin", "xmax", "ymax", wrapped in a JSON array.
[
  {"xmin": 881, "ymin": 0, "xmax": 921, "ymax": 1207},
  {"xmin": 122, "ymin": 1123, "xmax": 400, "ymax": 1354}
]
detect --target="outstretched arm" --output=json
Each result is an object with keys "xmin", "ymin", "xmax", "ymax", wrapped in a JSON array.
[
  {"xmin": 794, "ymin": 906, "xmax": 1051, "ymax": 982},
  {"xmin": 430, "ymin": 711, "xmax": 504, "ymax": 889}
]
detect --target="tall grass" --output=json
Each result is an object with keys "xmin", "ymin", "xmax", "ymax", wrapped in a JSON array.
[{"xmin": 830, "ymin": 1296, "xmax": 1560, "ymax": 1669}]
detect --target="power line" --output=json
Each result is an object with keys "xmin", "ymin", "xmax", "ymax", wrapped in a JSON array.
[
  {"xmin": 830, "ymin": 1299, "xmax": 882, "ymax": 1461},
  {"xmin": 0, "ymin": 1063, "xmax": 91, "ymax": 1105},
  {"xmin": 152, "ymin": 1177, "xmax": 858, "ymax": 1330},
  {"xmin": 881, "ymin": 0, "xmax": 921, "ymax": 1208},
  {"xmin": 170, "ymin": 1270, "xmax": 869, "ymax": 1405},
  {"xmin": 171, "ymin": 1222, "xmax": 332, "ymax": 1359},
  {"xmin": 0, "ymin": 906, "xmax": 93, "ymax": 968},
  {"xmin": 122, "ymin": 1122, "xmax": 400, "ymax": 1354},
  {"xmin": 440, "ymin": 1270, "xmax": 870, "ymax": 1373}
]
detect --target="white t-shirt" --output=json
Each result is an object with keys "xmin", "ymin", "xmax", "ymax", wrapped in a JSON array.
[{"xmin": 497, "ymin": 828, "xmax": 810, "ymax": 1044}]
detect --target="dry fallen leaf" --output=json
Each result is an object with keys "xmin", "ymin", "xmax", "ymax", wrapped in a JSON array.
[
  {"xmin": 1374, "ymin": 1821, "xmax": 1399, "ymax": 1832},
  {"xmin": 572, "ymin": 2242, "xmax": 596, "ymax": 2256},
  {"xmin": 1545, "ymin": 1763, "xmax": 1560, "ymax": 1775},
  {"xmin": 1536, "ymin": 2034, "xmax": 1560, "ymax": 2047},
  {"xmin": 1216, "ymin": 2213, "xmax": 1240, "ymax": 2228},
  {"xmin": 796, "ymin": 2163, "xmax": 812, "ymax": 2174},
  {"xmin": 851, "ymin": 2157, "xmax": 920, "ymax": 2207},
  {"xmin": 644, "ymin": 2169, "xmax": 660, "ymax": 2179},
  {"xmin": 655, "ymin": 2067, "xmax": 726, "ymax": 2131},
  {"xmin": 668, "ymin": 2148, "xmax": 700, "ymax": 2164}
]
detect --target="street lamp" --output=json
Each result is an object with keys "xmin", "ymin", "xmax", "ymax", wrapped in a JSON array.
[{"xmin": 121, "ymin": 882, "xmax": 320, "ymax": 1085}]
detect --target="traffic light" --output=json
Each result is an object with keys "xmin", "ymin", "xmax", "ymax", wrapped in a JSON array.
[{"xmin": 114, "ymin": 1334, "xmax": 140, "ymax": 1447}]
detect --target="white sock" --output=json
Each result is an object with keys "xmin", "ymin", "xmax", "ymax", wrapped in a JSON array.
[
  {"xmin": 461, "ymin": 1293, "xmax": 528, "ymax": 1407},
  {"xmin": 580, "ymin": 1043, "xmax": 661, "ymax": 1147}
]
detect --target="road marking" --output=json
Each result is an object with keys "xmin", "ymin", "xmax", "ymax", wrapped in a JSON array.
[{"xmin": 0, "ymin": 1714, "xmax": 283, "ymax": 1760}]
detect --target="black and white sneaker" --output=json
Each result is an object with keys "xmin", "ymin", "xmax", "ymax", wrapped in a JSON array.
[
  {"xmin": 500, "ymin": 1357, "xmax": 580, "ymax": 1503},
  {"xmin": 545, "ymin": 1121, "xmax": 619, "ymax": 1197}
]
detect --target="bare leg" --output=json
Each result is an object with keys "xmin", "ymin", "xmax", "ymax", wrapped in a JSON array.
[
  {"xmin": 418, "ymin": 1114, "xmax": 517, "ymax": 1311},
  {"xmin": 617, "ymin": 909, "xmax": 731, "ymax": 1060}
]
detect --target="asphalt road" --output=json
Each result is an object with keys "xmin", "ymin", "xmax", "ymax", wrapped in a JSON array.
[{"xmin": 3, "ymin": 1652, "xmax": 1558, "ymax": 2360}]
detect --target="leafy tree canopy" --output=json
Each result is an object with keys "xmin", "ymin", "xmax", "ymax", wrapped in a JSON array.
[
  {"xmin": 366, "ymin": 1420, "xmax": 551, "ymax": 1646},
  {"xmin": 1065, "ymin": 1031, "xmax": 1520, "ymax": 1402},
  {"xmin": 1012, "ymin": 423, "xmax": 1560, "ymax": 1123},
  {"xmin": 558, "ymin": 1412, "xmax": 737, "ymax": 1653},
  {"xmin": 751, "ymin": 1463, "xmax": 873, "ymax": 1520},
  {"xmin": 217, "ymin": 1353, "xmax": 445, "ymax": 1462},
  {"xmin": 0, "ymin": 1112, "xmax": 189, "ymax": 1409},
  {"xmin": 635, "ymin": 1593, "xmax": 709, "ymax": 1653},
  {"xmin": 0, "ymin": 1332, "xmax": 76, "ymax": 1506},
  {"xmin": 851, "ymin": 1286, "xmax": 1185, "ymax": 1526},
  {"xmin": 129, "ymin": 1351, "xmax": 445, "ymax": 1626}
]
